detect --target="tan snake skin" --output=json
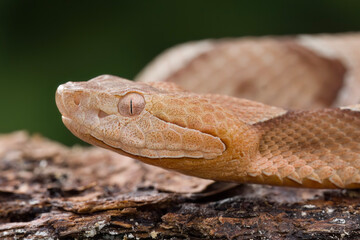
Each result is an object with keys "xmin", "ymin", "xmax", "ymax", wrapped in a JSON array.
[{"xmin": 56, "ymin": 33, "xmax": 360, "ymax": 189}]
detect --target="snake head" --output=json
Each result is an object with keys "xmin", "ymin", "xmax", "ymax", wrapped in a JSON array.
[
  {"xmin": 56, "ymin": 75, "xmax": 259, "ymax": 177},
  {"xmin": 56, "ymin": 75, "xmax": 230, "ymax": 158}
]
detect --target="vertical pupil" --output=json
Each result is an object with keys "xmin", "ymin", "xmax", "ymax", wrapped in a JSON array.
[{"xmin": 130, "ymin": 99, "xmax": 133, "ymax": 114}]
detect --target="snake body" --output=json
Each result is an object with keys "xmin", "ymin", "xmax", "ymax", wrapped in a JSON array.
[{"xmin": 56, "ymin": 33, "xmax": 360, "ymax": 189}]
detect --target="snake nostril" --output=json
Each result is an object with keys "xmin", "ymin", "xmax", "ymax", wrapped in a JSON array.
[
  {"xmin": 73, "ymin": 96, "xmax": 80, "ymax": 106},
  {"xmin": 98, "ymin": 110, "xmax": 109, "ymax": 118}
]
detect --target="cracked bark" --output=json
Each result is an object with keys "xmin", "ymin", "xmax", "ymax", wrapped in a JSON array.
[{"xmin": 1, "ymin": 131, "xmax": 360, "ymax": 239}]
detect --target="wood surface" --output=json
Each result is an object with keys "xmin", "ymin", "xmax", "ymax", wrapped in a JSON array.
[{"xmin": 1, "ymin": 132, "xmax": 360, "ymax": 239}]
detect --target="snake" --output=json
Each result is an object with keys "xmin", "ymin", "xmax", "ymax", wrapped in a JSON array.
[{"xmin": 56, "ymin": 33, "xmax": 360, "ymax": 189}]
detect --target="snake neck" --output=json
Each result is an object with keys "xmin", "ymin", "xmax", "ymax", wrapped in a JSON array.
[{"xmin": 241, "ymin": 110, "xmax": 360, "ymax": 189}]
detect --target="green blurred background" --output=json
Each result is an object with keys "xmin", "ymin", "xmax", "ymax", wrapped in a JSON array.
[{"xmin": 1, "ymin": 0, "xmax": 360, "ymax": 146}]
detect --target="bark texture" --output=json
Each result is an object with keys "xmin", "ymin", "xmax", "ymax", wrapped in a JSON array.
[{"xmin": 1, "ymin": 131, "xmax": 360, "ymax": 239}]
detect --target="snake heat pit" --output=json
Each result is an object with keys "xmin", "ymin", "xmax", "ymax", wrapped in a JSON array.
[{"xmin": 56, "ymin": 33, "xmax": 360, "ymax": 189}]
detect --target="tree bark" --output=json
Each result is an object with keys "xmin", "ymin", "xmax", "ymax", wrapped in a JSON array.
[{"xmin": 1, "ymin": 131, "xmax": 360, "ymax": 239}]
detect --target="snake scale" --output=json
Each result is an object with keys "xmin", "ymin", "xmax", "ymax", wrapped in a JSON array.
[{"xmin": 56, "ymin": 33, "xmax": 360, "ymax": 189}]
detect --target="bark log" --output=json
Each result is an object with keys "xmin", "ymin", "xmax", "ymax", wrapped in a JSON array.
[{"xmin": 1, "ymin": 131, "xmax": 360, "ymax": 239}]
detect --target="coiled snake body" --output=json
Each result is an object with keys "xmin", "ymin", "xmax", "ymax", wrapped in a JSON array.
[{"xmin": 56, "ymin": 33, "xmax": 360, "ymax": 189}]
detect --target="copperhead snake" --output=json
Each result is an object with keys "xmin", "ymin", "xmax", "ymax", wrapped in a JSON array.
[{"xmin": 56, "ymin": 33, "xmax": 360, "ymax": 189}]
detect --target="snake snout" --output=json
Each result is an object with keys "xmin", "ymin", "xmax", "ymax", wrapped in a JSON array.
[
  {"xmin": 56, "ymin": 83, "xmax": 84, "ymax": 117},
  {"xmin": 55, "ymin": 84, "xmax": 68, "ymax": 117}
]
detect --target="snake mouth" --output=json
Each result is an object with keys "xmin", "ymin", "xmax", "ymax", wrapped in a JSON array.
[
  {"xmin": 61, "ymin": 116, "xmax": 143, "ymax": 160},
  {"xmin": 61, "ymin": 115, "xmax": 175, "ymax": 162},
  {"xmin": 61, "ymin": 111, "xmax": 226, "ymax": 160}
]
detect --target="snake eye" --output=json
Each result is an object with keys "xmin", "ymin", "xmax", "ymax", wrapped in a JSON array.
[{"xmin": 118, "ymin": 93, "xmax": 145, "ymax": 117}]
